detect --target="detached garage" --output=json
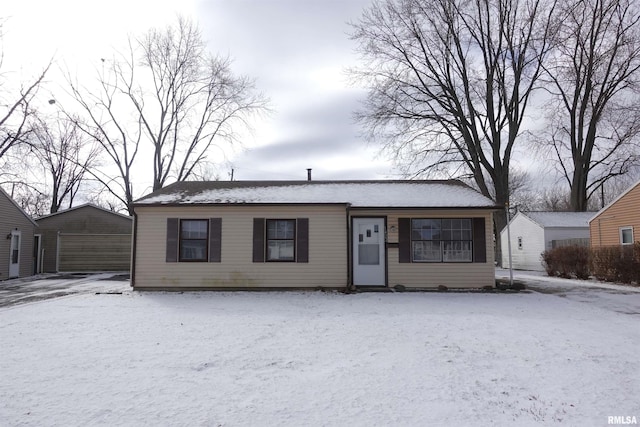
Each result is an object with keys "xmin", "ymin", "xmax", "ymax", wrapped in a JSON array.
[{"xmin": 36, "ymin": 204, "xmax": 132, "ymax": 272}]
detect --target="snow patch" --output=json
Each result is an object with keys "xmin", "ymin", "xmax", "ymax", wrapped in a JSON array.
[
  {"xmin": 137, "ymin": 182, "xmax": 496, "ymax": 207},
  {"xmin": 1, "ymin": 286, "xmax": 639, "ymax": 425}
]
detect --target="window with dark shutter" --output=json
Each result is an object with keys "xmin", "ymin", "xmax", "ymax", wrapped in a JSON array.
[
  {"xmin": 166, "ymin": 218, "xmax": 179, "ymax": 262},
  {"xmin": 209, "ymin": 218, "xmax": 222, "ymax": 262},
  {"xmin": 472, "ymin": 217, "xmax": 486, "ymax": 263},
  {"xmin": 296, "ymin": 218, "xmax": 309, "ymax": 263},
  {"xmin": 253, "ymin": 218, "xmax": 309, "ymax": 263},
  {"xmin": 253, "ymin": 218, "xmax": 266, "ymax": 262},
  {"xmin": 398, "ymin": 218, "xmax": 411, "ymax": 263}
]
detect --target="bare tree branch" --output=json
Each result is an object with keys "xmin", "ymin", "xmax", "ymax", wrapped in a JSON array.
[
  {"xmin": 29, "ymin": 114, "xmax": 101, "ymax": 213},
  {"xmin": 541, "ymin": 0, "xmax": 640, "ymax": 211},
  {"xmin": 350, "ymin": 0, "xmax": 558, "ymax": 259},
  {"xmin": 63, "ymin": 16, "xmax": 268, "ymax": 214},
  {"xmin": 0, "ymin": 19, "xmax": 51, "ymax": 160}
]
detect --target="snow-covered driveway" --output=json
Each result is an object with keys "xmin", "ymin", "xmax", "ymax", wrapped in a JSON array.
[
  {"xmin": 0, "ymin": 273, "xmax": 129, "ymax": 308},
  {"xmin": 1, "ymin": 277, "xmax": 639, "ymax": 426},
  {"xmin": 496, "ymin": 268, "xmax": 640, "ymax": 316}
]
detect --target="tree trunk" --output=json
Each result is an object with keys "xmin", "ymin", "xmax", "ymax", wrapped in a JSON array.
[{"xmin": 570, "ymin": 163, "xmax": 588, "ymax": 211}]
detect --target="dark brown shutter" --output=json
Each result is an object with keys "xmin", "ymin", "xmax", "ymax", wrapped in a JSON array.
[
  {"xmin": 209, "ymin": 218, "xmax": 222, "ymax": 262},
  {"xmin": 296, "ymin": 218, "xmax": 309, "ymax": 263},
  {"xmin": 252, "ymin": 218, "xmax": 265, "ymax": 262},
  {"xmin": 398, "ymin": 218, "xmax": 411, "ymax": 263},
  {"xmin": 166, "ymin": 218, "xmax": 179, "ymax": 262},
  {"xmin": 472, "ymin": 217, "xmax": 486, "ymax": 263}
]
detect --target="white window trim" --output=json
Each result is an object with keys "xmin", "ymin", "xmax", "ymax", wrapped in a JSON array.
[{"xmin": 619, "ymin": 226, "xmax": 634, "ymax": 245}]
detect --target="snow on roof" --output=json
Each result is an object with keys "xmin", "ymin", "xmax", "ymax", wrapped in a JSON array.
[
  {"xmin": 134, "ymin": 180, "xmax": 498, "ymax": 208},
  {"xmin": 524, "ymin": 211, "xmax": 594, "ymax": 228}
]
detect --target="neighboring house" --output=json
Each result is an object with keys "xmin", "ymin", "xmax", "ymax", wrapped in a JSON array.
[
  {"xmin": 500, "ymin": 211, "xmax": 593, "ymax": 271},
  {"xmin": 131, "ymin": 180, "xmax": 499, "ymax": 290},
  {"xmin": 589, "ymin": 179, "xmax": 640, "ymax": 248},
  {"xmin": 36, "ymin": 204, "xmax": 133, "ymax": 272},
  {"xmin": 0, "ymin": 187, "xmax": 37, "ymax": 279}
]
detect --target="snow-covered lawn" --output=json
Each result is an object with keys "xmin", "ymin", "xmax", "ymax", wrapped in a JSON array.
[{"xmin": 1, "ymin": 282, "xmax": 639, "ymax": 426}]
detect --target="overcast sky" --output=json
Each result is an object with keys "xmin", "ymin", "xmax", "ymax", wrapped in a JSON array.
[{"xmin": 3, "ymin": 0, "xmax": 396, "ymax": 183}]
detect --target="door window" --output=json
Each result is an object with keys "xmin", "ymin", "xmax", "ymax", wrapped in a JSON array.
[
  {"xmin": 11, "ymin": 234, "xmax": 20, "ymax": 264},
  {"xmin": 358, "ymin": 223, "xmax": 380, "ymax": 265}
]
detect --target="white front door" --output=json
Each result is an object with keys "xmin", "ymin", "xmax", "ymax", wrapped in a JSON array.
[
  {"xmin": 9, "ymin": 230, "xmax": 21, "ymax": 278},
  {"xmin": 352, "ymin": 218, "xmax": 386, "ymax": 286}
]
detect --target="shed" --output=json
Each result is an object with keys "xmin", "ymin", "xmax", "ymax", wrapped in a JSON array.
[
  {"xmin": 131, "ymin": 180, "xmax": 499, "ymax": 290},
  {"xmin": 500, "ymin": 211, "xmax": 593, "ymax": 271},
  {"xmin": 589, "ymin": 179, "xmax": 640, "ymax": 247},
  {"xmin": 36, "ymin": 204, "xmax": 133, "ymax": 272},
  {"xmin": 0, "ymin": 187, "xmax": 37, "ymax": 279}
]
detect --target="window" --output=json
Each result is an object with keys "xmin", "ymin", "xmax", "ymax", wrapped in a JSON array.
[
  {"xmin": 620, "ymin": 227, "xmax": 634, "ymax": 245},
  {"xmin": 180, "ymin": 219, "xmax": 208, "ymax": 261},
  {"xmin": 267, "ymin": 219, "xmax": 296, "ymax": 261},
  {"xmin": 166, "ymin": 218, "xmax": 221, "ymax": 263},
  {"xmin": 253, "ymin": 218, "xmax": 308, "ymax": 263},
  {"xmin": 411, "ymin": 218, "xmax": 472, "ymax": 262},
  {"xmin": 412, "ymin": 219, "xmax": 442, "ymax": 262}
]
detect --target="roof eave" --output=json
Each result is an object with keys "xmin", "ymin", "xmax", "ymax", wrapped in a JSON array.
[
  {"xmin": 36, "ymin": 203, "xmax": 132, "ymax": 221},
  {"xmin": 133, "ymin": 202, "xmax": 352, "ymax": 208},
  {"xmin": 133, "ymin": 202, "xmax": 500, "ymax": 210},
  {"xmin": 0, "ymin": 186, "xmax": 38, "ymax": 227},
  {"xmin": 588, "ymin": 178, "xmax": 640, "ymax": 223},
  {"xmin": 350, "ymin": 205, "xmax": 501, "ymax": 210}
]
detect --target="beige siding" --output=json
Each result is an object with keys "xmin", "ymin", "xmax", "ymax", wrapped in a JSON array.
[
  {"xmin": 0, "ymin": 190, "xmax": 36, "ymax": 279},
  {"xmin": 351, "ymin": 209, "xmax": 495, "ymax": 289},
  {"xmin": 37, "ymin": 205, "xmax": 132, "ymax": 272},
  {"xmin": 590, "ymin": 183, "xmax": 640, "ymax": 247},
  {"xmin": 133, "ymin": 205, "xmax": 348, "ymax": 289}
]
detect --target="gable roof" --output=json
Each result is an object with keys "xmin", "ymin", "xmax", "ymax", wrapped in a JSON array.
[
  {"xmin": 0, "ymin": 186, "xmax": 38, "ymax": 227},
  {"xmin": 523, "ymin": 211, "xmax": 594, "ymax": 228},
  {"xmin": 589, "ymin": 178, "xmax": 640, "ymax": 224},
  {"xmin": 134, "ymin": 180, "xmax": 498, "ymax": 209},
  {"xmin": 35, "ymin": 203, "xmax": 132, "ymax": 221}
]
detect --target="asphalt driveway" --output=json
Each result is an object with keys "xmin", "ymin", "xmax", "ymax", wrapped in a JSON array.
[
  {"xmin": 0, "ymin": 272, "xmax": 130, "ymax": 308},
  {"xmin": 496, "ymin": 268, "xmax": 640, "ymax": 316}
]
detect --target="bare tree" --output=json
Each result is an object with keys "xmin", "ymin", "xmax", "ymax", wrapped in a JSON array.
[
  {"xmin": 0, "ymin": 178, "xmax": 50, "ymax": 217},
  {"xmin": 541, "ymin": 0, "xmax": 640, "ymax": 211},
  {"xmin": 66, "ymin": 64, "xmax": 142, "ymax": 216},
  {"xmin": 138, "ymin": 17, "xmax": 267, "ymax": 191},
  {"xmin": 66, "ymin": 17, "xmax": 267, "ymax": 214},
  {"xmin": 350, "ymin": 0, "xmax": 557, "ymax": 256},
  {"xmin": 0, "ymin": 19, "xmax": 50, "ymax": 160},
  {"xmin": 500, "ymin": 168, "xmax": 541, "ymax": 211},
  {"xmin": 29, "ymin": 115, "xmax": 101, "ymax": 213}
]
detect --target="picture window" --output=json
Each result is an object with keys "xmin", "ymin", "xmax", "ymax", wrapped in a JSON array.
[{"xmin": 411, "ymin": 218, "xmax": 472, "ymax": 262}]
